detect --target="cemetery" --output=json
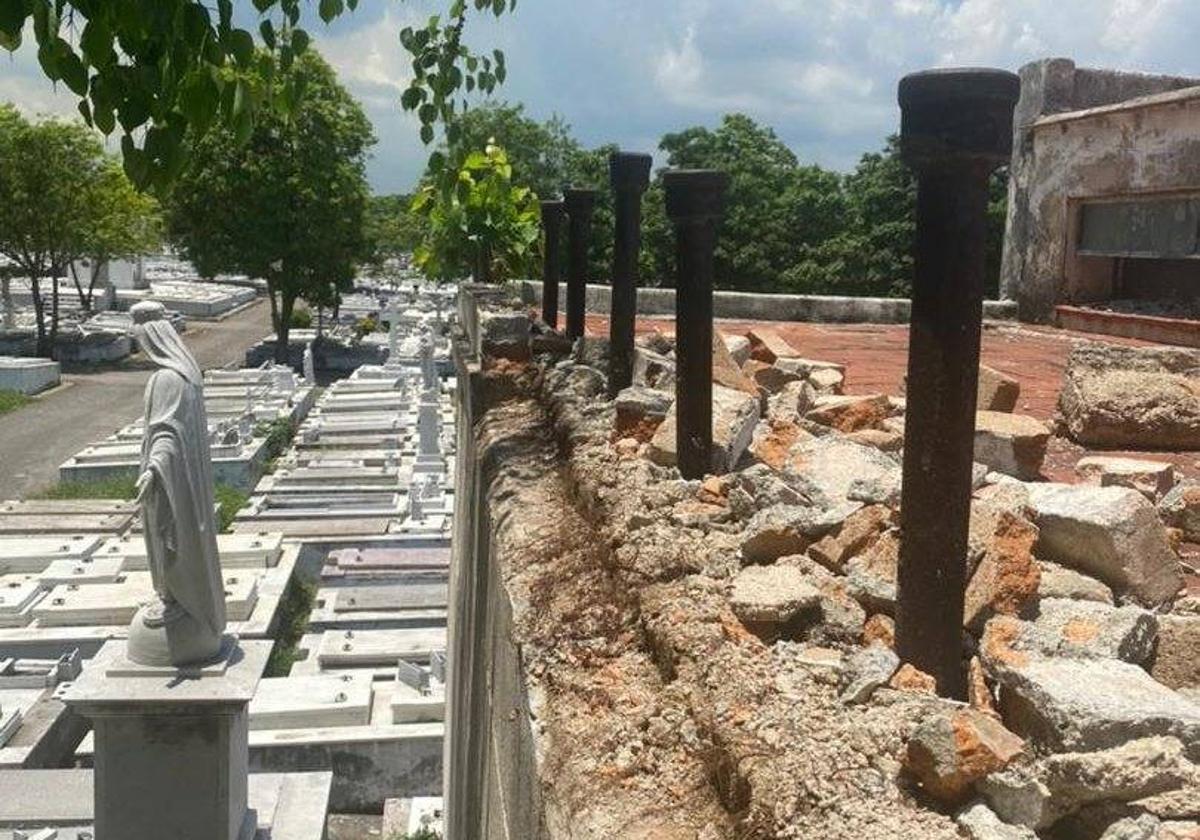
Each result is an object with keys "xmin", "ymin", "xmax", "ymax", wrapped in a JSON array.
[{"xmin": 0, "ymin": 2, "xmax": 1199, "ymax": 837}]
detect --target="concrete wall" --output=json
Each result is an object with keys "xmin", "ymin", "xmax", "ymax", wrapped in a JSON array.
[
  {"xmin": 443, "ymin": 288, "xmax": 549, "ymax": 840},
  {"xmin": 1000, "ymin": 58, "xmax": 1200, "ymax": 321},
  {"xmin": 518, "ymin": 281, "xmax": 1017, "ymax": 325}
]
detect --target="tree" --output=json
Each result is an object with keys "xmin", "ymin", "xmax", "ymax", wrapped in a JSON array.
[
  {"xmin": 412, "ymin": 141, "xmax": 539, "ymax": 284},
  {"xmin": 454, "ymin": 102, "xmax": 580, "ymax": 199},
  {"xmin": 364, "ymin": 193, "xmax": 424, "ymax": 276},
  {"xmin": 1, "ymin": 1, "xmax": 514, "ymax": 189},
  {"xmin": 70, "ymin": 160, "xmax": 163, "ymax": 312},
  {"xmin": 166, "ymin": 49, "xmax": 374, "ymax": 362},
  {"xmin": 0, "ymin": 104, "xmax": 107, "ymax": 355}
]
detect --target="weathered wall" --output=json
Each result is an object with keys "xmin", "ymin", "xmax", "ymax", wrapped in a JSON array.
[
  {"xmin": 1000, "ymin": 58, "xmax": 1200, "ymax": 321},
  {"xmin": 517, "ymin": 281, "xmax": 1016, "ymax": 325}
]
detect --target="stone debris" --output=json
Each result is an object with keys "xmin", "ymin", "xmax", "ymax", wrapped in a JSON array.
[
  {"xmin": 785, "ymin": 435, "xmax": 901, "ymax": 508},
  {"xmin": 1058, "ymin": 342, "xmax": 1200, "ymax": 450},
  {"xmin": 862, "ymin": 613, "xmax": 896, "ymax": 648},
  {"xmin": 806, "ymin": 393, "xmax": 893, "ymax": 433},
  {"xmin": 729, "ymin": 564, "xmax": 820, "ymax": 630},
  {"xmin": 712, "ymin": 332, "xmax": 759, "ymax": 397},
  {"xmin": 1151, "ymin": 615, "xmax": 1200, "ymax": 692},
  {"xmin": 633, "ymin": 346, "xmax": 676, "ymax": 390},
  {"xmin": 978, "ymin": 364, "xmax": 1022, "ymax": 413},
  {"xmin": 647, "ymin": 384, "xmax": 760, "ymax": 473},
  {"xmin": 889, "ymin": 663, "xmax": 938, "ymax": 694},
  {"xmin": 807, "ymin": 504, "xmax": 893, "ymax": 574},
  {"xmin": 845, "ymin": 529, "xmax": 899, "ymax": 614},
  {"xmin": 1158, "ymin": 481, "xmax": 1200, "ymax": 542},
  {"xmin": 743, "ymin": 359, "xmax": 802, "ymax": 395},
  {"xmin": 749, "ymin": 418, "xmax": 813, "ymax": 469},
  {"xmin": 904, "ymin": 707, "xmax": 1025, "ymax": 803},
  {"xmin": 808, "ymin": 365, "xmax": 846, "ymax": 395},
  {"xmin": 982, "ymin": 599, "xmax": 1157, "ymax": 666},
  {"xmin": 844, "ymin": 427, "xmax": 905, "ymax": 452},
  {"xmin": 1026, "ymin": 483, "xmax": 1184, "ymax": 606},
  {"xmin": 991, "ymin": 657, "xmax": 1200, "ymax": 754},
  {"xmin": 478, "ymin": 310, "xmax": 531, "ymax": 360},
  {"xmin": 838, "ymin": 641, "xmax": 899, "ymax": 704},
  {"xmin": 1077, "ymin": 456, "xmax": 1177, "ymax": 502},
  {"xmin": 963, "ymin": 509, "xmax": 1040, "ymax": 631},
  {"xmin": 746, "ymin": 327, "xmax": 802, "ymax": 363},
  {"xmin": 1036, "ymin": 560, "xmax": 1115, "ymax": 605},
  {"xmin": 613, "ymin": 385, "xmax": 672, "ymax": 440},
  {"xmin": 956, "ymin": 800, "xmax": 1039, "ymax": 839},
  {"xmin": 974, "ymin": 411, "xmax": 1051, "ymax": 480},
  {"xmin": 765, "ymin": 379, "xmax": 818, "ymax": 425},
  {"xmin": 722, "ymin": 333, "xmax": 751, "ymax": 366}
]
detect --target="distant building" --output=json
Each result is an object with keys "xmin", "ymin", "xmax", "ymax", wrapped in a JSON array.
[{"xmin": 1001, "ymin": 58, "xmax": 1200, "ymax": 324}]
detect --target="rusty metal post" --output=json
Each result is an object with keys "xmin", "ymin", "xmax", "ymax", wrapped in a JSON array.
[
  {"xmin": 895, "ymin": 68, "xmax": 1020, "ymax": 700},
  {"xmin": 608, "ymin": 152, "xmax": 652, "ymax": 397},
  {"xmin": 539, "ymin": 199, "xmax": 565, "ymax": 330},
  {"xmin": 664, "ymin": 169, "xmax": 730, "ymax": 481},
  {"xmin": 563, "ymin": 188, "xmax": 598, "ymax": 342}
]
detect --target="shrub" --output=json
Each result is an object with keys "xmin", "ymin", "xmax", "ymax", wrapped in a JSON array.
[
  {"xmin": 289, "ymin": 306, "xmax": 313, "ymax": 329},
  {"xmin": 355, "ymin": 315, "xmax": 378, "ymax": 338},
  {"xmin": 214, "ymin": 484, "xmax": 248, "ymax": 532},
  {"xmin": 264, "ymin": 577, "xmax": 317, "ymax": 677}
]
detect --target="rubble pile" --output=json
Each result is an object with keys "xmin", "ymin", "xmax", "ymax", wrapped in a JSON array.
[{"xmin": 478, "ymin": 309, "xmax": 1200, "ymax": 840}]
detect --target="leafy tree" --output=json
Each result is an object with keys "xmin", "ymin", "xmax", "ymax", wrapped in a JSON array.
[
  {"xmin": 0, "ymin": 104, "xmax": 106, "ymax": 355},
  {"xmin": 166, "ymin": 50, "xmax": 374, "ymax": 362},
  {"xmin": 1, "ymin": 0, "xmax": 514, "ymax": 189},
  {"xmin": 412, "ymin": 142, "xmax": 539, "ymax": 284},
  {"xmin": 454, "ymin": 102, "xmax": 579, "ymax": 199},
  {"xmin": 365, "ymin": 193, "xmax": 425, "ymax": 270},
  {"xmin": 69, "ymin": 159, "xmax": 163, "ymax": 312}
]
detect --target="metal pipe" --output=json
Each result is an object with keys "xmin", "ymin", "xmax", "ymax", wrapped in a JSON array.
[
  {"xmin": 563, "ymin": 188, "xmax": 598, "ymax": 342},
  {"xmin": 607, "ymin": 152, "xmax": 652, "ymax": 397},
  {"xmin": 539, "ymin": 199, "xmax": 565, "ymax": 330}
]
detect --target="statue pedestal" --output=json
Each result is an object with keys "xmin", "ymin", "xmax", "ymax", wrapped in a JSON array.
[{"xmin": 63, "ymin": 638, "xmax": 271, "ymax": 840}]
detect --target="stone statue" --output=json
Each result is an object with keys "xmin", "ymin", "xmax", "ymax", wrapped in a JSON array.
[
  {"xmin": 303, "ymin": 341, "xmax": 315, "ymax": 384},
  {"xmin": 419, "ymin": 330, "xmax": 437, "ymax": 394},
  {"xmin": 127, "ymin": 301, "xmax": 226, "ymax": 667}
]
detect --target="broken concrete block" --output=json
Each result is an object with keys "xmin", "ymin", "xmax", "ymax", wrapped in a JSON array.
[
  {"xmin": 904, "ymin": 707, "xmax": 1024, "ymax": 803},
  {"xmin": 712, "ymin": 332, "xmax": 759, "ymax": 397},
  {"xmin": 1037, "ymin": 560, "xmax": 1115, "ymax": 605},
  {"xmin": 1076, "ymin": 456, "xmax": 1177, "ymax": 502},
  {"xmin": 978, "ymin": 364, "xmax": 1021, "ymax": 413},
  {"xmin": 963, "ymin": 509, "xmax": 1040, "ymax": 631},
  {"xmin": 1097, "ymin": 815, "xmax": 1164, "ymax": 839},
  {"xmin": 729, "ymin": 564, "xmax": 820, "ymax": 628},
  {"xmin": 862, "ymin": 613, "xmax": 895, "ymax": 648},
  {"xmin": 807, "ymin": 504, "xmax": 893, "ymax": 574},
  {"xmin": 747, "ymin": 327, "xmax": 801, "ymax": 363},
  {"xmin": 983, "ymin": 599, "xmax": 1157, "ymax": 665},
  {"xmin": 978, "ymin": 768, "xmax": 1055, "ymax": 830},
  {"xmin": 1151, "ymin": 615, "xmax": 1200, "ymax": 692},
  {"xmin": 806, "ymin": 393, "xmax": 892, "ymax": 433},
  {"xmin": 749, "ymin": 418, "xmax": 813, "ymax": 470},
  {"xmin": 722, "ymin": 333, "xmax": 751, "ymax": 366},
  {"xmin": 847, "ymin": 471, "xmax": 903, "ymax": 509},
  {"xmin": 838, "ymin": 642, "xmax": 899, "ymax": 704},
  {"xmin": 1026, "ymin": 483, "xmax": 1184, "ymax": 606},
  {"xmin": 844, "ymin": 428, "xmax": 904, "ymax": 452},
  {"xmin": 633, "ymin": 347, "xmax": 676, "ymax": 390},
  {"xmin": 1158, "ymin": 481, "xmax": 1200, "ymax": 542},
  {"xmin": 807, "ymin": 366, "xmax": 845, "ymax": 395},
  {"xmin": 573, "ymin": 335, "xmax": 611, "ymax": 370},
  {"xmin": 956, "ymin": 800, "xmax": 1039, "ymax": 839},
  {"xmin": 1058, "ymin": 342, "xmax": 1200, "ymax": 450},
  {"xmin": 845, "ymin": 530, "xmax": 898, "ymax": 614},
  {"xmin": 741, "ymin": 505, "xmax": 832, "ymax": 563},
  {"xmin": 786, "ymin": 435, "xmax": 900, "ymax": 507},
  {"xmin": 614, "ymin": 386, "xmax": 672, "ymax": 440},
  {"xmin": 479, "ymin": 310, "xmax": 531, "ymax": 360},
  {"xmin": 993, "ymin": 657, "xmax": 1200, "ymax": 754},
  {"xmin": 646, "ymin": 384, "xmax": 760, "ymax": 473},
  {"xmin": 765, "ymin": 379, "xmax": 817, "ymax": 426},
  {"xmin": 974, "ymin": 411, "xmax": 1050, "ymax": 480},
  {"xmin": 889, "ymin": 663, "xmax": 937, "ymax": 694}
]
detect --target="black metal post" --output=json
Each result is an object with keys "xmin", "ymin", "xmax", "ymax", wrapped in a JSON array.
[
  {"xmin": 563, "ymin": 188, "xmax": 598, "ymax": 342},
  {"xmin": 664, "ymin": 169, "xmax": 730, "ymax": 481},
  {"xmin": 608, "ymin": 152, "xmax": 652, "ymax": 397},
  {"xmin": 539, "ymin": 199, "xmax": 565, "ymax": 330},
  {"xmin": 895, "ymin": 68, "xmax": 1020, "ymax": 699}
]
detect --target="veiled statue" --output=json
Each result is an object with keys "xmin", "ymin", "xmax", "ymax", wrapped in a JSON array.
[{"xmin": 126, "ymin": 301, "xmax": 227, "ymax": 667}]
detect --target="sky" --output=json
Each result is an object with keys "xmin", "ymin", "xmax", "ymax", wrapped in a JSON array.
[{"xmin": 2, "ymin": 0, "xmax": 1200, "ymax": 193}]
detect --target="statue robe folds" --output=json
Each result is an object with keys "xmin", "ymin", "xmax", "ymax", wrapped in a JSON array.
[{"xmin": 127, "ymin": 310, "xmax": 227, "ymax": 668}]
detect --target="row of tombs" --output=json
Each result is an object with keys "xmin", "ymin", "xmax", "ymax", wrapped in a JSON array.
[{"xmin": 0, "ymin": 297, "xmax": 456, "ymax": 838}]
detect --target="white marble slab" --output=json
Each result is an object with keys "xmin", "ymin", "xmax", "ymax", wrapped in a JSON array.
[
  {"xmin": 249, "ymin": 673, "xmax": 373, "ymax": 730},
  {"xmin": 315, "ymin": 628, "xmax": 446, "ymax": 669}
]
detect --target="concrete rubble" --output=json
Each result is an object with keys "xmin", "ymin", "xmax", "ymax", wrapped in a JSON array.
[{"xmin": 451, "ymin": 290, "xmax": 1200, "ymax": 840}]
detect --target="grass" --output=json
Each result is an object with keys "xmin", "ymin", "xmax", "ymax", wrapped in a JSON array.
[
  {"xmin": 0, "ymin": 389, "xmax": 33, "ymax": 416},
  {"xmin": 264, "ymin": 576, "xmax": 317, "ymax": 677},
  {"xmin": 31, "ymin": 476, "xmax": 247, "ymax": 533}
]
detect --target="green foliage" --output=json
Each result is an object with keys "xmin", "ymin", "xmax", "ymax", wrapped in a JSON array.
[
  {"xmin": 31, "ymin": 476, "xmax": 137, "ymax": 500},
  {"xmin": 387, "ymin": 830, "xmax": 441, "ymax": 840},
  {"xmin": 264, "ymin": 576, "xmax": 317, "ymax": 677},
  {"xmin": 1, "ymin": 1, "xmax": 512, "ymax": 190},
  {"xmin": 255, "ymin": 417, "xmax": 296, "ymax": 463},
  {"xmin": 453, "ymin": 103, "xmax": 579, "ymax": 199},
  {"xmin": 166, "ymin": 50, "xmax": 374, "ymax": 362},
  {"xmin": 365, "ymin": 193, "xmax": 425, "ymax": 268},
  {"xmin": 289, "ymin": 306, "xmax": 312, "ymax": 329},
  {"xmin": 355, "ymin": 316, "xmax": 379, "ymax": 338},
  {"xmin": 0, "ymin": 389, "xmax": 32, "ymax": 415},
  {"xmin": 413, "ymin": 142, "xmax": 540, "ymax": 283},
  {"xmin": 214, "ymin": 484, "xmax": 248, "ymax": 532}
]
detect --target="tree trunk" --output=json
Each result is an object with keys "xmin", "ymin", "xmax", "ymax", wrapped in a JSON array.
[
  {"xmin": 70, "ymin": 262, "xmax": 89, "ymax": 312},
  {"xmin": 265, "ymin": 277, "xmax": 281, "ymax": 334},
  {"xmin": 30, "ymin": 275, "xmax": 49, "ymax": 358},
  {"xmin": 276, "ymin": 292, "xmax": 295, "ymax": 365},
  {"xmin": 86, "ymin": 260, "xmax": 103, "ymax": 312},
  {"xmin": 50, "ymin": 269, "xmax": 61, "ymax": 358},
  {"xmin": 0, "ymin": 276, "xmax": 12, "ymax": 329}
]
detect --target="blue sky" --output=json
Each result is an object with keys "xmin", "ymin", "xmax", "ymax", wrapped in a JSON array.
[{"xmin": 3, "ymin": 0, "xmax": 1200, "ymax": 193}]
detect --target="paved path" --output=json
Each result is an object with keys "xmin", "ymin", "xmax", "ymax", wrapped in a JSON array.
[{"xmin": 0, "ymin": 299, "xmax": 272, "ymax": 500}]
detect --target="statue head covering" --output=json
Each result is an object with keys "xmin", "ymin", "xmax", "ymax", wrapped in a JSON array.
[{"xmin": 132, "ymin": 301, "xmax": 202, "ymax": 385}]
